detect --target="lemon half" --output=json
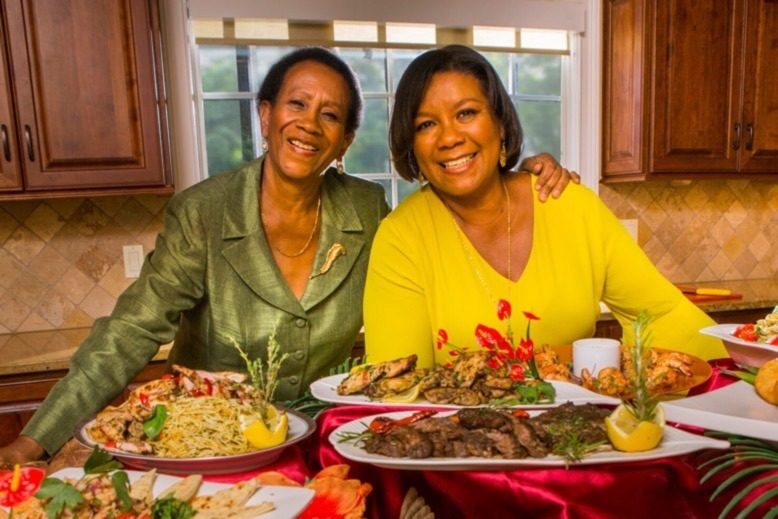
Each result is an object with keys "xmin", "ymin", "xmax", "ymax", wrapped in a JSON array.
[
  {"xmin": 382, "ymin": 383, "xmax": 421, "ymax": 404},
  {"xmin": 605, "ymin": 403, "xmax": 665, "ymax": 452},
  {"xmin": 243, "ymin": 405, "xmax": 289, "ymax": 449}
]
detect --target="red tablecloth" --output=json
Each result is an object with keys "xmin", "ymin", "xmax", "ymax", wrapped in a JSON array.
[{"xmin": 210, "ymin": 359, "xmax": 778, "ymax": 518}]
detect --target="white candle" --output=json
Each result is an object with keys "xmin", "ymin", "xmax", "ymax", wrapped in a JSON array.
[{"xmin": 572, "ymin": 338, "xmax": 621, "ymax": 378}]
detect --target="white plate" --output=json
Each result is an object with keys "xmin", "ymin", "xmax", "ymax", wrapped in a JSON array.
[
  {"xmin": 310, "ymin": 373, "xmax": 620, "ymax": 409},
  {"xmin": 74, "ymin": 409, "xmax": 315, "ymax": 475},
  {"xmin": 47, "ymin": 468, "xmax": 315, "ymax": 518},
  {"xmin": 699, "ymin": 324, "xmax": 778, "ymax": 367},
  {"xmin": 663, "ymin": 381, "xmax": 778, "ymax": 442},
  {"xmin": 328, "ymin": 409, "xmax": 730, "ymax": 470}
]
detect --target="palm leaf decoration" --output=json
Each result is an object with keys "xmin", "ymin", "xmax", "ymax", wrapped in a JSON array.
[{"xmin": 697, "ymin": 432, "xmax": 778, "ymax": 518}]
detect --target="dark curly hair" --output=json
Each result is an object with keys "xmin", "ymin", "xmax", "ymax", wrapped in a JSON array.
[
  {"xmin": 389, "ymin": 45, "xmax": 523, "ymax": 181},
  {"xmin": 257, "ymin": 47, "xmax": 363, "ymax": 135}
]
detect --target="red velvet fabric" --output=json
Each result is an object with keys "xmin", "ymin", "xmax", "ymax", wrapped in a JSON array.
[{"xmin": 207, "ymin": 358, "xmax": 774, "ymax": 517}]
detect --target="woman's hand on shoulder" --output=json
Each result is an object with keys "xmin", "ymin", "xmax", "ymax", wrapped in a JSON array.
[
  {"xmin": 0, "ymin": 436, "xmax": 46, "ymax": 465},
  {"xmin": 520, "ymin": 152, "xmax": 580, "ymax": 202}
]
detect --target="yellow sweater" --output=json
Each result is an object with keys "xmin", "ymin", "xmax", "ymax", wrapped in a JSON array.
[{"xmin": 364, "ymin": 177, "xmax": 725, "ymax": 367}]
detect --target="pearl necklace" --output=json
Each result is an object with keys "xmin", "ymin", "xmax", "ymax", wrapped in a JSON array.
[
  {"xmin": 262, "ymin": 196, "xmax": 321, "ymax": 258},
  {"xmin": 444, "ymin": 179, "xmax": 512, "ymax": 302}
]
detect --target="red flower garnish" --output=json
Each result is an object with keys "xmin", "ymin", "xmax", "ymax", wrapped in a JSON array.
[
  {"xmin": 509, "ymin": 363, "xmax": 525, "ymax": 381},
  {"xmin": 0, "ymin": 464, "xmax": 45, "ymax": 508},
  {"xmin": 475, "ymin": 325, "xmax": 513, "ymax": 358},
  {"xmin": 436, "ymin": 329, "xmax": 449, "ymax": 350},
  {"xmin": 522, "ymin": 311, "xmax": 540, "ymax": 321},
  {"xmin": 517, "ymin": 337, "xmax": 534, "ymax": 362},
  {"xmin": 497, "ymin": 299, "xmax": 512, "ymax": 320}
]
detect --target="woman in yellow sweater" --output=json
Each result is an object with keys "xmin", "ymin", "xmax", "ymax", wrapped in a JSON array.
[{"xmin": 363, "ymin": 45, "xmax": 725, "ymax": 367}]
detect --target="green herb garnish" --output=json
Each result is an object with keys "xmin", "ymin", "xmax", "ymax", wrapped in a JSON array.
[
  {"xmin": 84, "ymin": 445, "xmax": 123, "ymax": 473},
  {"xmin": 151, "ymin": 496, "xmax": 195, "ymax": 519},
  {"xmin": 36, "ymin": 478, "xmax": 84, "ymax": 519}
]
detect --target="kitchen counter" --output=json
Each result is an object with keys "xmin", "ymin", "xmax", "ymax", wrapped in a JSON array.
[
  {"xmin": 0, "ymin": 279, "xmax": 775, "ymax": 378},
  {"xmin": 0, "ymin": 328, "xmax": 171, "ymax": 377}
]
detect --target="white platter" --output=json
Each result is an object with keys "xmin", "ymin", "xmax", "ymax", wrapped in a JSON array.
[
  {"xmin": 329, "ymin": 409, "xmax": 730, "ymax": 470},
  {"xmin": 310, "ymin": 373, "xmax": 620, "ymax": 409},
  {"xmin": 699, "ymin": 324, "xmax": 778, "ymax": 367},
  {"xmin": 663, "ymin": 381, "xmax": 778, "ymax": 442},
  {"xmin": 74, "ymin": 409, "xmax": 315, "ymax": 475},
  {"xmin": 47, "ymin": 468, "xmax": 314, "ymax": 518}
]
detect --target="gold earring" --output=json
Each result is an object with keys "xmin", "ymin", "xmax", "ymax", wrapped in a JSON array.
[
  {"xmin": 336, "ymin": 158, "xmax": 345, "ymax": 174},
  {"xmin": 262, "ymin": 140, "xmax": 268, "ymax": 153},
  {"xmin": 499, "ymin": 141, "xmax": 507, "ymax": 168}
]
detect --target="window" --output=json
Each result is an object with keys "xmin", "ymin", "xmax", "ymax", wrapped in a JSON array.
[{"xmin": 198, "ymin": 44, "xmax": 565, "ymax": 207}]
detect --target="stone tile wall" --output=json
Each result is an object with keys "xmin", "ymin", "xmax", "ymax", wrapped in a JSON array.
[
  {"xmin": 0, "ymin": 196, "xmax": 167, "ymax": 333},
  {"xmin": 600, "ymin": 179, "xmax": 778, "ymax": 283}
]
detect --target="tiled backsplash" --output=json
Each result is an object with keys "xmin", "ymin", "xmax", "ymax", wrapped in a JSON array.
[
  {"xmin": 0, "ymin": 178, "xmax": 776, "ymax": 334},
  {"xmin": 0, "ymin": 196, "xmax": 168, "ymax": 334},
  {"xmin": 600, "ymin": 179, "xmax": 778, "ymax": 283}
]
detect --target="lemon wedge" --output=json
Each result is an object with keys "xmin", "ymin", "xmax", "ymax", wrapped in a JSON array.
[
  {"xmin": 605, "ymin": 403, "xmax": 665, "ymax": 452},
  {"xmin": 243, "ymin": 405, "xmax": 289, "ymax": 449},
  {"xmin": 382, "ymin": 383, "xmax": 421, "ymax": 404}
]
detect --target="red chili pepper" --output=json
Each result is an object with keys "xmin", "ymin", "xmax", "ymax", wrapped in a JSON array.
[
  {"xmin": 0, "ymin": 465, "xmax": 46, "ymax": 507},
  {"xmin": 368, "ymin": 410, "xmax": 438, "ymax": 434},
  {"xmin": 203, "ymin": 378, "xmax": 214, "ymax": 396},
  {"xmin": 138, "ymin": 392, "xmax": 150, "ymax": 408},
  {"xmin": 511, "ymin": 409, "xmax": 530, "ymax": 419}
]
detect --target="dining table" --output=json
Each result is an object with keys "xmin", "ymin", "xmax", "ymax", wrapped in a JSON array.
[{"xmin": 47, "ymin": 358, "xmax": 776, "ymax": 519}]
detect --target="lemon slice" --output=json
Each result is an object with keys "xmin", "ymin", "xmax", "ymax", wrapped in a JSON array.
[
  {"xmin": 382, "ymin": 383, "xmax": 421, "ymax": 404},
  {"xmin": 605, "ymin": 403, "xmax": 665, "ymax": 452},
  {"xmin": 243, "ymin": 405, "xmax": 289, "ymax": 449}
]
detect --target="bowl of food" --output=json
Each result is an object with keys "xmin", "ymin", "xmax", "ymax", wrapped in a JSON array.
[{"xmin": 700, "ymin": 307, "xmax": 778, "ymax": 367}]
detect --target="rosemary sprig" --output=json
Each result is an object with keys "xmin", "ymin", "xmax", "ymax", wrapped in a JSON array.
[
  {"xmin": 336, "ymin": 426, "xmax": 374, "ymax": 446},
  {"xmin": 623, "ymin": 310, "xmax": 660, "ymax": 423},
  {"xmin": 231, "ymin": 323, "xmax": 289, "ymax": 416},
  {"xmin": 552, "ymin": 431, "xmax": 606, "ymax": 467}
]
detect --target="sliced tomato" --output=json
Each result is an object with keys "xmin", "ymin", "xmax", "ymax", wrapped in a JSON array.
[{"xmin": 733, "ymin": 323, "xmax": 759, "ymax": 342}]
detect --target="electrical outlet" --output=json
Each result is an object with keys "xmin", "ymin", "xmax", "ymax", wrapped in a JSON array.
[
  {"xmin": 620, "ymin": 219, "xmax": 639, "ymax": 241},
  {"xmin": 122, "ymin": 245, "xmax": 144, "ymax": 278}
]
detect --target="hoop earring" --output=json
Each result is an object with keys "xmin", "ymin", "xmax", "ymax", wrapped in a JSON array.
[
  {"xmin": 262, "ymin": 140, "xmax": 268, "ymax": 153},
  {"xmin": 499, "ymin": 141, "xmax": 507, "ymax": 168},
  {"xmin": 336, "ymin": 158, "xmax": 345, "ymax": 174}
]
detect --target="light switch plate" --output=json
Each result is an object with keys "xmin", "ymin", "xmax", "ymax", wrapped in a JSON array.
[{"xmin": 122, "ymin": 245, "xmax": 144, "ymax": 278}]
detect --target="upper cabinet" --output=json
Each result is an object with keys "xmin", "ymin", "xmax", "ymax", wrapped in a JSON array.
[
  {"xmin": 603, "ymin": 0, "xmax": 778, "ymax": 181},
  {"xmin": 0, "ymin": 0, "xmax": 172, "ymax": 199}
]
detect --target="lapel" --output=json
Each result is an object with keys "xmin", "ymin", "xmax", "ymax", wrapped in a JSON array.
[
  {"xmin": 301, "ymin": 169, "xmax": 367, "ymax": 311},
  {"xmin": 221, "ymin": 160, "xmax": 306, "ymax": 317},
  {"xmin": 220, "ymin": 163, "xmax": 368, "ymax": 316}
]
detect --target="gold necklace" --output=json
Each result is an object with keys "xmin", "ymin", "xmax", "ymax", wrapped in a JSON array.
[
  {"xmin": 262, "ymin": 196, "xmax": 322, "ymax": 258},
  {"xmin": 444, "ymin": 180, "xmax": 512, "ymax": 302}
]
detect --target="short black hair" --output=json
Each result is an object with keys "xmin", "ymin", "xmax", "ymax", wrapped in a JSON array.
[
  {"xmin": 257, "ymin": 47, "xmax": 363, "ymax": 135},
  {"xmin": 389, "ymin": 45, "xmax": 523, "ymax": 181}
]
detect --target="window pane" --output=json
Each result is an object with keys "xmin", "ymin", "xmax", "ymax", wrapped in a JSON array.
[
  {"xmin": 200, "ymin": 46, "xmax": 253, "ymax": 93},
  {"xmin": 515, "ymin": 100, "xmax": 561, "ymax": 160},
  {"xmin": 513, "ymin": 55, "xmax": 561, "ymax": 96},
  {"xmin": 345, "ymin": 98, "xmax": 389, "ymax": 173},
  {"xmin": 204, "ymin": 99, "xmax": 255, "ymax": 176},
  {"xmin": 252, "ymin": 46, "xmax": 297, "ymax": 90},
  {"xmin": 337, "ymin": 48, "xmax": 386, "ymax": 93},
  {"xmin": 482, "ymin": 52, "xmax": 510, "ymax": 91},
  {"xmin": 390, "ymin": 49, "xmax": 424, "ymax": 92}
]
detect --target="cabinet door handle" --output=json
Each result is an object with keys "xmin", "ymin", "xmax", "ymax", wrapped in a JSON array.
[
  {"xmin": 732, "ymin": 123, "xmax": 741, "ymax": 150},
  {"xmin": 1, "ymin": 124, "xmax": 9, "ymax": 162},
  {"xmin": 24, "ymin": 125, "xmax": 34, "ymax": 161},
  {"xmin": 745, "ymin": 123, "xmax": 754, "ymax": 151}
]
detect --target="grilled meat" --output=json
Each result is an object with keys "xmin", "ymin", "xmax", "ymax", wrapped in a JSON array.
[
  {"xmin": 337, "ymin": 354, "xmax": 418, "ymax": 395},
  {"xmin": 364, "ymin": 369, "xmax": 426, "ymax": 398},
  {"xmin": 362, "ymin": 404, "xmax": 610, "ymax": 461},
  {"xmin": 423, "ymin": 387, "xmax": 482, "ymax": 406}
]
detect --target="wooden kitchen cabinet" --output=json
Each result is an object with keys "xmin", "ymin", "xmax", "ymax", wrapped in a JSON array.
[
  {"xmin": 0, "ymin": 0, "xmax": 172, "ymax": 199},
  {"xmin": 602, "ymin": 0, "xmax": 778, "ymax": 181}
]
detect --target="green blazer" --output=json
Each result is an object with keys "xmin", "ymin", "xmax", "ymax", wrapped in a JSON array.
[{"xmin": 24, "ymin": 159, "xmax": 390, "ymax": 454}]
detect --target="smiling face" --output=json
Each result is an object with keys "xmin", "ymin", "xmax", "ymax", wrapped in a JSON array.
[
  {"xmin": 412, "ymin": 71, "xmax": 503, "ymax": 200},
  {"xmin": 260, "ymin": 60, "xmax": 354, "ymax": 183}
]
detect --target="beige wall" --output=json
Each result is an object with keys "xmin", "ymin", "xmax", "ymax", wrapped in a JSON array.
[
  {"xmin": 0, "ymin": 178, "xmax": 776, "ymax": 334},
  {"xmin": 600, "ymin": 179, "xmax": 778, "ymax": 283},
  {"xmin": 0, "ymin": 196, "xmax": 168, "ymax": 334}
]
